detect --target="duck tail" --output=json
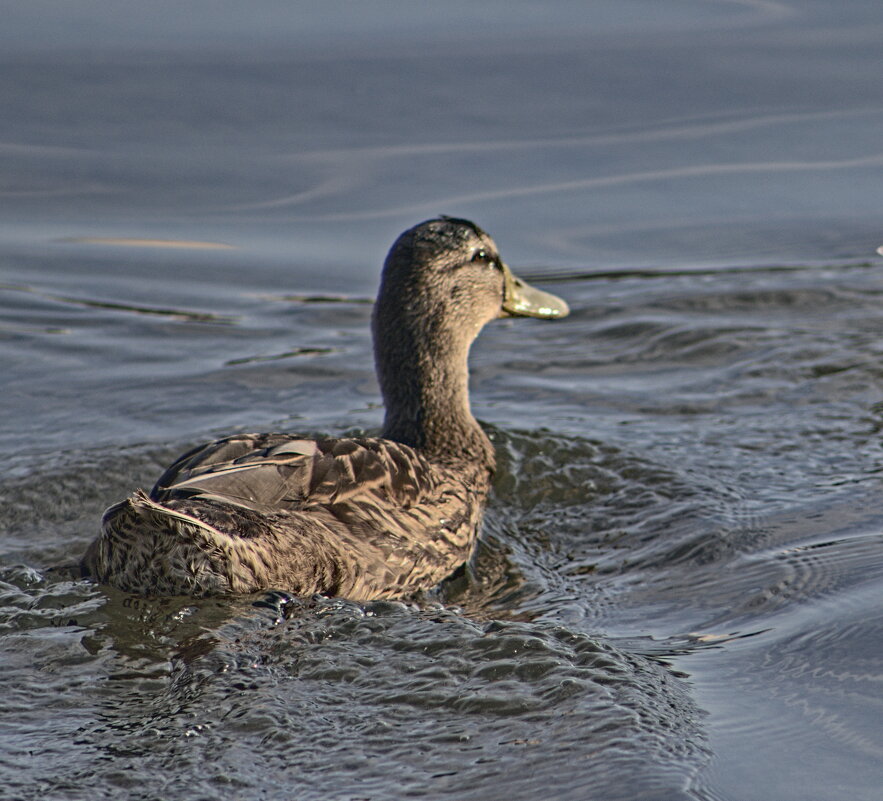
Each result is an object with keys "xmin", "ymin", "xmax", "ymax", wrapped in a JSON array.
[{"xmin": 82, "ymin": 490, "xmax": 239, "ymax": 595}]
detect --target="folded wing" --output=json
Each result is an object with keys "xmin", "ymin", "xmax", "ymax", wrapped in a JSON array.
[{"xmin": 151, "ymin": 432, "xmax": 439, "ymax": 513}]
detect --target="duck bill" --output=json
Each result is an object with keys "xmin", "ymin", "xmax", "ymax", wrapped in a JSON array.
[{"xmin": 500, "ymin": 263, "xmax": 570, "ymax": 319}]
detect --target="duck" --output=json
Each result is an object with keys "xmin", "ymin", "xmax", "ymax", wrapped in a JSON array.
[{"xmin": 81, "ymin": 217, "xmax": 569, "ymax": 599}]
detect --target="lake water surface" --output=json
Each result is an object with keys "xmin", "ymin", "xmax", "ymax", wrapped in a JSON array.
[{"xmin": 2, "ymin": 2, "xmax": 882, "ymax": 799}]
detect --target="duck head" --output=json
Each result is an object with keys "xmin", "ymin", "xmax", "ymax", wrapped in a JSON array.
[{"xmin": 375, "ymin": 216, "xmax": 568, "ymax": 337}]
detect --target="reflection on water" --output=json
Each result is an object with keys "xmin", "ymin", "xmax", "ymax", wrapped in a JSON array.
[
  {"xmin": 2, "ymin": 1, "xmax": 883, "ymax": 800},
  {"xmin": 0, "ymin": 281, "xmax": 237, "ymax": 323}
]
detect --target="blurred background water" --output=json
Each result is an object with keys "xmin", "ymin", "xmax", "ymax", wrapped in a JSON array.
[{"xmin": 2, "ymin": 2, "xmax": 882, "ymax": 799}]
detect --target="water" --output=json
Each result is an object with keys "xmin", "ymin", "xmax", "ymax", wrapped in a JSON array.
[{"xmin": 2, "ymin": 2, "xmax": 882, "ymax": 799}]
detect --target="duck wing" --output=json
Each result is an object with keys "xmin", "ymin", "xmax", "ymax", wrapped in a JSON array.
[{"xmin": 151, "ymin": 432, "xmax": 438, "ymax": 513}]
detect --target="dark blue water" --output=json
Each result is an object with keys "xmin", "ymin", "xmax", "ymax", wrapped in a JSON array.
[{"xmin": 2, "ymin": 2, "xmax": 882, "ymax": 799}]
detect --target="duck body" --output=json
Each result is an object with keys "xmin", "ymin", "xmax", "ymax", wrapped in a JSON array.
[
  {"xmin": 82, "ymin": 218, "xmax": 568, "ymax": 598},
  {"xmin": 86, "ymin": 432, "xmax": 491, "ymax": 599}
]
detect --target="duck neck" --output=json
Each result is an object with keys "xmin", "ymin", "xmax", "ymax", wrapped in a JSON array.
[{"xmin": 374, "ymin": 323, "xmax": 494, "ymax": 468}]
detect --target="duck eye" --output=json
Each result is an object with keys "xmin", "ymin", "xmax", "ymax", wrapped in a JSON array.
[{"xmin": 471, "ymin": 249, "xmax": 497, "ymax": 268}]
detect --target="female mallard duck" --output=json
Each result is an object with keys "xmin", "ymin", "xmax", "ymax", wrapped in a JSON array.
[{"xmin": 82, "ymin": 217, "xmax": 569, "ymax": 599}]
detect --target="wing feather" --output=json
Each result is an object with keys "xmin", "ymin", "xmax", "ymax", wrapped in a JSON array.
[{"xmin": 151, "ymin": 433, "xmax": 442, "ymax": 514}]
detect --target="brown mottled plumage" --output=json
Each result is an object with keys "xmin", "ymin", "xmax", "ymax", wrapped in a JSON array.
[{"xmin": 82, "ymin": 218, "xmax": 569, "ymax": 599}]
